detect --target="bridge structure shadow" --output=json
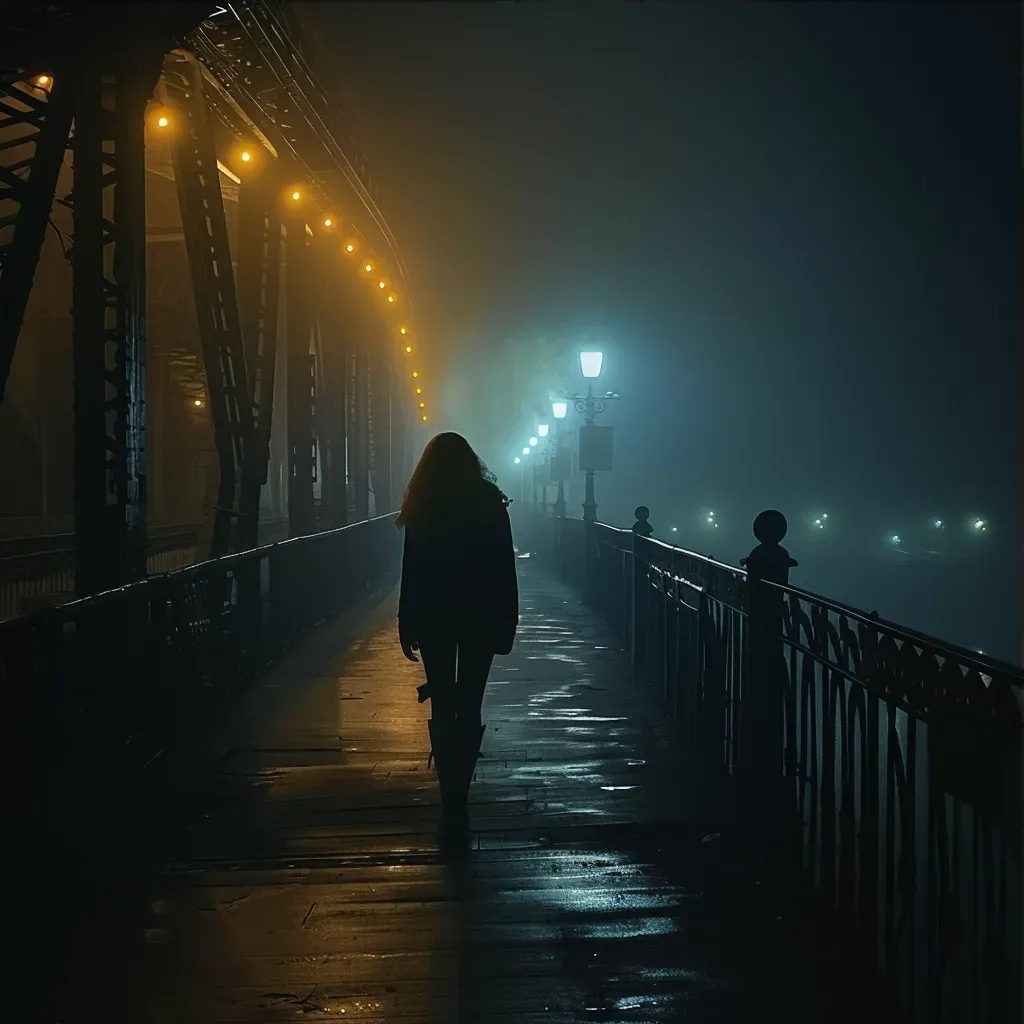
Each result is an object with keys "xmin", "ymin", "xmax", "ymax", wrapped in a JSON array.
[{"xmin": 53, "ymin": 557, "xmax": 895, "ymax": 1023}]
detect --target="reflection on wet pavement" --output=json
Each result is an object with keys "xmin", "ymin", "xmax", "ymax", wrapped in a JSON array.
[{"xmin": 54, "ymin": 561, "xmax": 892, "ymax": 1022}]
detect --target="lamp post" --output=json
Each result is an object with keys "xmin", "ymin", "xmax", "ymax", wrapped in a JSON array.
[
  {"xmin": 558, "ymin": 351, "xmax": 619, "ymax": 523},
  {"xmin": 551, "ymin": 399, "xmax": 568, "ymax": 517}
]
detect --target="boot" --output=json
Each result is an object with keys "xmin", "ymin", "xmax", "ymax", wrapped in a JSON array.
[
  {"xmin": 448, "ymin": 722, "xmax": 486, "ymax": 812},
  {"xmin": 427, "ymin": 718, "xmax": 465, "ymax": 812}
]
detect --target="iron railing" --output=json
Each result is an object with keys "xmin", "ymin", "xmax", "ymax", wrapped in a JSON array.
[
  {"xmin": 529, "ymin": 511, "xmax": 1023, "ymax": 1024},
  {"xmin": 4, "ymin": 513, "xmax": 400, "ymax": 862}
]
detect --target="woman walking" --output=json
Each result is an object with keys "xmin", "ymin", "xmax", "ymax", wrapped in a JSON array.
[{"xmin": 397, "ymin": 432, "xmax": 519, "ymax": 815}]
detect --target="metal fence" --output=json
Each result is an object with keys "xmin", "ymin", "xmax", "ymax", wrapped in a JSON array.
[
  {"xmin": 528, "ymin": 511, "xmax": 1022, "ymax": 1024},
  {"xmin": 4, "ymin": 513, "xmax": 400, "ymax": 863}
]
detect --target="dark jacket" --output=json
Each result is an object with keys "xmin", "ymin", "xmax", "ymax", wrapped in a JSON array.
[{"xmin": 398, "ymin": 483, "xmax": 519, "ymax": 653}]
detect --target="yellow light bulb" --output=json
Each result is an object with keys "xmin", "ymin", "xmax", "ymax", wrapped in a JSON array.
[
  {"xmin": 415, "ymin": 387, "xmax": 422, "ymax": 395},
  {"xmin": 364, "ymin": 263, "xmax": 373, "ymax": 273},
  {"xmin": 323, "ymin": 217, "xmax": 332, "ymax": 228},
  {"xmin": 399, "ymin": 326, "xmax": 407, "ymax": 335},
  {"xmin": 291, "ymin": 190, "xmax": 301, "ymax": 201},
  {"xmin": 240, "ymin": 150, "xmax": 251, "ymax": 162},
  {"xmin": 412, "ymin": 371, "xmax": 420, "ymax": 378},
  {"xmin": 37, "ymin": 75, "xmax": 51, "ymax": 87},
  {"xmin": 378, "ymin": 281, "xmax": 385, "ymax": 289},
  {"xmin": 346, "ymin": 243, "xmax": 354, "ymax": 252},
  {"xmin": 421, "ymin": 415, "xmax": 428, "ymax": 422},
  {"xmin": 387, "ymin": 295, "xmax": 395, "ymax": 303},
  {"xmin": 419, "ymin": 402, "xmax": 425, "ymax": 409},
  {"xmin": 405, "ymin": 345, "xmax": 412, "ymax": 353},
  {"xmin": 157, "ymin": 115, "xmax": 169, "ymax": 128},
  {"xmin": 193, "ymin": 398, "xmax": 203, "ymax": 407}
]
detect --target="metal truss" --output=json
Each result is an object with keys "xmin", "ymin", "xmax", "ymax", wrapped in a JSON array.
[
  {"xmin": 236, "ymin": 179, "xmax": 280, "ymax": 548},
  {"xmin": 162, "ymin": 53, "xmax": 254, "ymax": 558},
  {"xmin": 0, "ymin": 74, "xmax": 73, "ymax": 406},
  {"xmin": 67, "ymin": 62, "xmax": 158, "ymax": 594},
  {"xmin": 284, "ymin": 214, "xmax": 315, "ymax": 537}
]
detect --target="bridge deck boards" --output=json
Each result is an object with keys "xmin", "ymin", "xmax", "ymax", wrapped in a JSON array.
[{"xmin": 55, "ymin": 560, "xmax": 889, "ymax": 1022}]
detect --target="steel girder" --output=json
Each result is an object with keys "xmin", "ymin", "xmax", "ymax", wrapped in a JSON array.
[
  {"xmin": 350, "ymin": 306, "xmax": 370, "ymax": 523},
  {"xmin": 0, "ymin": 74, "xmax": 73, "ymax": 407},
  {"xmin": 162, "ymin": 53, "xmax": 255, "ymax": 559},
  {"xmin": 236, "ymin": 179, "xmax": 281, "ymax": 547},
  {"xmin": 284, "ymin": 214, "xmax": 315, "ymax": 537},
  {"xmin": 368, "ymin": 320, "xmax": 392, "ymax": 516},
  {"xmin": 69, "ymin": 61, "xmax": 160, "ymax": 594}
]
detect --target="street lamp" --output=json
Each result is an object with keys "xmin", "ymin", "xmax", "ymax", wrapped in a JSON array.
[
  {"xmin": 529, "ymin": 436, "xmax": 538, "ymax": 447},
  {"xmin": 579, "ymin": 351, "xmax": 604, "ymax": 379},
  {"xmin": 551, "ymin": 400, "xmax": 568, "ymax": 420},
  {"xmin": 537, "ymin": 424, "xmax": 549, "ymax": 438}
]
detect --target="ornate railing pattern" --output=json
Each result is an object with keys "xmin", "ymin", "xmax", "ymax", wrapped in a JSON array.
[{"xmin": 527, "ymin": 510, "xmax": 1022, "ymax": 1024}]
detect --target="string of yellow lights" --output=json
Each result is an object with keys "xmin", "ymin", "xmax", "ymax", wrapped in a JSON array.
[{"xmin": 139, "ymin": 91, "xmax": 430, "ymax": 426}]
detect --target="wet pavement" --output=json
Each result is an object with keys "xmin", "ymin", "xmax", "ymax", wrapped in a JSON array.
[{"xmin": 53, "ymin": 557, "xmax": 894, "ymax": 1022}]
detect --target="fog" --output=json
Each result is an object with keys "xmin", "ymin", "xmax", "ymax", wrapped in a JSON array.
[{"xmin": 304, "ymin": 2, "xmax": 1020, "ymax": 662}]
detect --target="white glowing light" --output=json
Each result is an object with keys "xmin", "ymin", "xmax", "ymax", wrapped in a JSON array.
[
  {"xmin": 522, "ymin": 447, "xmax": 530, "ymax": 456},
  {"xmin": 538, "ymin": 424, "xmax": 549, "ymax": 438},
  {"xmin": 529, "ymin": 436, "xmax": 538, "ymax": 446},
  {"xmin": 514, "ymin": 456, "xmax": 521, "ymax": 465},
  {"xmin": 552, "ymin": 400, "xmax": 568, "ymax": 420},
  {"xmin": 579, "ymin": 351, "xmax": 604, "ymax": 379}
]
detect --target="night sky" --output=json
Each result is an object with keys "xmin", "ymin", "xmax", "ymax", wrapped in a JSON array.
[{"xmin": 305, "ymin": 1, "xmax": 1019, "ymax": 651}]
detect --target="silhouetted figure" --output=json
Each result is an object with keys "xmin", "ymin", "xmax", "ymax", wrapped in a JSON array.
[
  {"xmin": 632, "ymin": 505, "xmax": 654, "ymax": 537},
  {"xmin": 741, "ymin": 509, "xmax": 798, "ymax": 584},
  {"xmin": 397, "ymin": 432, "xmax": 519, "ymax": 815}
]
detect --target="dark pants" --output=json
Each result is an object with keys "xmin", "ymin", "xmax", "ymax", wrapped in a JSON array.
[{"xmin": 419, "ymin": 631, "xmax": 495, "ymax": 730}]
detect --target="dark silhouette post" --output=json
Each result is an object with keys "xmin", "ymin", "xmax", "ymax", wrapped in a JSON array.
[
  {"xmin": 740, "ymin": 510, "xmax": 798, "ymax": 851},
  {"xmin": 631, "ymin": 505, "xmax": 653, "ymax": 663}
]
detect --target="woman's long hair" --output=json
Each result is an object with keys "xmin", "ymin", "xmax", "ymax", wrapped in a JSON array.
[{"xmin": 396, "ymin": 432, "xmax": 504, "ymax": 530}]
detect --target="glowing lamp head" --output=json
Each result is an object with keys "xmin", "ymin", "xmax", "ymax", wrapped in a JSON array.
[
  {"xmin": 522, "ymin": 447, "xmax": 530, "ymax": 456},
  {"xmin": 193, "ymin": 398, "xmax": 203, "ymax": 408},
  {"xmin": 890, "ymin": 534, "xmax": 901, "ymax": 546},
  {"xmin": 36, "ymin": 75, "xmax": 51, "ymax": 86},
  {"xmin": 412, "ymin": 371, "xmax": 420, "ymax": 379},
  {"xmin": 552, "ymin": 400, "xmax": 568, "ymax": 420},
  {"xmin": 529, "ymin": 437, "xmax": 538, "ymax": 446},
  {"xmin": 323, "ymin": 217, "xmax": 333, "ymax": 228},
  {"xmin": 378, "ymin": 280, "xmax": 386, "ymax": 289},
  {"xmin": 399, "ymin": 326, "xmax": 407, "ymax": 335},
  {"xmin": 364, "ymin": 263, "xmax": 373, "ymax": 273},
  {"xmin": 290, "ymin": 190, "xmax": 301, "ymax": 201},
  {"xmin": 346, "ymin": 243, "xmax": 354, "ymax": 252},
  {"xmin": 579, "ymin": 350, "xmax": 604, "ymax": 379},
  {"xmin": 421, "ymin": 415, "xmax": 428, "ymax": 423},
  {"xmin": 537, "ymin": 424, "xmax": 549, "ymax": 438},
  {"xmin": 240, "ymin": 150, "xmax": 251, "ymax": 163},
  {"xmin": 415, "ymin": 387, "xmax": 422, "ymax": 395},
  {"xmin": 157, "ymin": 115, "xmax": 169, "ymax": 128},
  {"xmin": 405, "ymin": 345, "xmax": 412, "ymax": 353},
  {"xmin": 387, "ymin": 294, "xmax": 395, "ymax": 303},
  {"xmin": 973, "ymin": 518, "xmax": 987, "ymax": 531},
  {"xmin": 514, "ymin": 456, "xmax": 521, "ymax": 465}
]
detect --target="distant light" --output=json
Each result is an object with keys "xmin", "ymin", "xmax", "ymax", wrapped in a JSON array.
[
  {"xmin": 378, "ymin": 280, "xmax": 386, "ymax": 289},
  {"xmin": 529, "ymin": 437, "xmax": 538, "ymax": 446},
  {"xmin": 708, "ymin": 510, "xmax": 715, "ymax": 518},
  {"xmin": 579, "ymin": 351, "xmax": 604, "ymax": 379},
  {"xmin": 821, "ymin": 513, "xmax": 828, "ymax": 519},
  {"xmin": 193, "ymin": 398, "xmax": 203, "ymax": 408},
  {"xmin": 399, "ymin": 326, "xmax": 407, "ymax": 335},
  {"xmin": 522, "ymin": 447, "xmax": 530, "ymax": 456},
  {"xmin": 405, "ymin": 345, "xmax": 412, "ymax": 353},
  {"xmin": 35, "ymin": 75, "xmax": 51, "ymax": 87},
  {"xmin": 932, "ymin": 518, "xmax": 943, "ymax": 529},
  {"xmin": 419, "ymin": 401, "xmax": 425, "ymax": 408},
  {"xmin": 240, "ymin": 150, "xmax": 251, "ymax": 162},
  {"xmin": 890, "ymin": 534, "xmax": 901, "ymax": 546},
  {"xmin": 346, "ymin": 243, "xmax": 354, "ymax": 252},
  {"xmin": 551, "ymin": 400, "xmax": 568, "ymax": 420},
  {"xmin": 323, "ymin": 217, "xmax": 333, "ymax": 228},
  {"xmin": 538, "ymin": 424, "xmax": 549, "ymax": 438},
  {"xmin": 364, "ymin": 263, "xmax": 373, "ymax": 273},
  {"xmin": 290, "ymin": 190, "xmax": 301, "ymax": 201},
  {"xmin": 157, "ymin": 115, "xmax": 169, "ymax": 128},
  {"xmin": 973, "ymin": 518, "xmax": 987, "ymax": 532},
  {"xmin": 412, "ymin": 371, "xmax": 420, "ymax": 378},
  {"xmin": 514, "ymin": 456, "xmax": 521, "ymax": 465},
  {"xmin": 671, "ymin": 526, "xmax": 678, "ymax": 532},
  {"xmin": 813, "ymin": 518, "xmax": 823, "ymax": 528},
  {"xmin": 415, "ymin": 387, "xmax": 422, "ymax": 394},
  {"xmin": 387, "ymin": 294, "xmax": 395, "ymax": 303}
]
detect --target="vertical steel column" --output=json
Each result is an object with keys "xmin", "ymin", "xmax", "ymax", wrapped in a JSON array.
[
  {"xmin": 316, "ymin": 232, "xmax": 349, "ymax": 528},
  {"xmin": 284, "ymin": 214, "xmax": 315, "ymax": 536},
  {"xmin": 390, "ymin": 365, "xmax": 408, "ymax": 507},
  {"xmin": 351, "ymin": 323, "xmax": 370, "ymax": 522},
  {"xmin": 237, "ymin": 179, "xmax": 281, "ymax": 548},
  {"xmin": 369, "ymin": 317, "xmax": 392, "ymax": 515},
  {"xmin": 166, "ymin": 57, "xmax": 254, "ymax": 557},
  {"xmin": 0, "ymin": 75, "xmax": 73, "ymax": 407},
  {"xmin": 71, "ymin": 60, "xmax": 155, "ymax": 595}
]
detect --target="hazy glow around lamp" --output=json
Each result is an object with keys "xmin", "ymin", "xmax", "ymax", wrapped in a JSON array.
[
  {"xmin": 579, "ymin": 351, "xmax": 604, "ymax": 379},
  {"xmin": 537, "ymin": 424, "xmax": 549, "ymax": 438},
  {"xmin": 552, "ymin": 400, "xmax": 568, "ymax": 420}
]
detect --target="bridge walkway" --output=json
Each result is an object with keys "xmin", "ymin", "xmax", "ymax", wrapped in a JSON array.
[{"xmin": 56, "ymin": 559, "xmax": 891, "ymax": 1022}]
